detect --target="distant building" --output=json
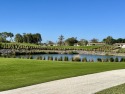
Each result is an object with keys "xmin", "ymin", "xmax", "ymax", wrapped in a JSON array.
[
  {"xmin": 114, "ymin": 43, "xmax": 125, "ymax": 48},
  {"xmin": 87, "ymin": 42, "xmax": 105, "ymax": 46},
  {"xmin": 42, "ymin": 43, "xmax": 47, "ymax": 46},
  {"xmin": 74, "ymin": 43, "xmax": 80, "ymax": 46},
  {"xmin": 53, "ymin": 43, "xmax": 58, "ymax": 46}
]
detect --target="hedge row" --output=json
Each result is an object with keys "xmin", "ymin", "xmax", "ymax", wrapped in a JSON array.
[{"xmin": 1, "ymin": 55, "xmax": 124, "ymax": 62}]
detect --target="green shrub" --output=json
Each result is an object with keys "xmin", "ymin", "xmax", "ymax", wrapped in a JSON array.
[
  {"xmin": 120, "ymin": 57, "xmax": 125, "ymax": 62},
  {"xmin": 64, "ymin": 56, "xmax": 69, "ymax": 61},
  {"xmin": 29, "ymin": 55, "xmax": 33, "ymax": 59},
  {"xmin": 69, "ymin": 51, "xmax": 79, "ymax": 54},
  {"xmin": 97, "ymin": 58, "xmax": 102, "ymax": 62},
  {"xmin": 55, "ymin": 57, "xmax": 57, "ymax": 61},
  {"xmin": 82, "ymin": 57, "xmax": 87, "ymax": 62},
  {"xmin": 105, "ymin": 58, "xmax": 109, "ymax": 62},
  {"xmin": 115, "ymin": 57, "xmax": 119, "ymax": 62},
  {"xmin": 58, "ymin": 56, "xmax": 63, "ymax": 61},
  {"xmin": 110, "ymin": 57, "xmax": 114, "ymax": 62},
  {"xmin": 47, "ymin": 56, "xmax": 50, "ymax": 60},
  {"xmin": 48, "ymin": 56, "xmax": 53, "ymax": 60},
  {"xmin": 43, "ymin": 56, "xmax": 46, "ymax": 60}
]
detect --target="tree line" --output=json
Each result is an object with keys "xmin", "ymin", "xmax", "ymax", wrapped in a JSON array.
[
  {"xmin": 15, "ymin": 33, "xmax": 42, "ymax": 44},
  {"xmin": 0, "ymin": 32, "xmax": 125, "ymax": 46},
  {"xmin": 0, "ymin": 32, "xmax": 42, "ymax": 44},
  {"xmin": 58, "ymin": 35, "xmax": 125, "ymax": 46},
  {"xmin": 0, "ymin": 32, "xmax": 14, "ymax": 42}
]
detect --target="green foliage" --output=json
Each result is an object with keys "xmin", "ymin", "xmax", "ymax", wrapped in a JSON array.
[
  {"xmin": 120, "ymin": 57, "xmax": 125, "ymax": 62},
  {"xmin": 78, "ymin": 39, "xmax": 88, "ymax": 46},
  {"xmin": 105, "ymin": 58, "xmax": 109, "ymax": 62},
  {"xmin": 29, "ymin": 55, "xmax": 33, "ymax": 59},
  {"xmin": 0, "ymin": 32, "xmax": 14, "ymax": 42},
  {"xmin": 15, "ymin": 33, "xmax": 42, "ymax": 44},
  {"xmin": 58, "ymin": 35, "xmax": 64, "ymax": 46},
  {"xmin": 97, "ymin": 58, "xmax": 102, "ymax": 62},
  {"xmin": 103, "ymin": 36, "xmax": 114, "ymax": 45},
  {"xmin": 82, "ymin": 57, "xmax": 87, "ymax": 62},
  {"xmin": 115, "ymin": 57, "xmax": 119, "ymax": 62},
  {"xmin": 65, "ymin": 37, "xmax": 78, "ymax": 46},
  {"xmin": 68, "ymin": 51, "xmax": 79, "ymax": 54},
  {"xmin": 58, "ymin": 56, "xmax": 63, "ymax": 61},
  {"xmin": 64, "ymin": 56, "xmax": 69, "ymax": 61},
  {"xmin": 47, "ymin": 56, "xmax": 53, "ymax": 60},
  {"xmin": 117, "ymin": 48, "xmax": 125, "ymax": 53},
  {"xmin": 43, "ymin": 56, "xmax": 46, "ymax": 60},
  {"xmin": 110, "ymin": 57, "xmax": 114, "ymax": 62},
  {"xmin": 36, "ymin": 56, "xmax": 43, "ymax": 60}
]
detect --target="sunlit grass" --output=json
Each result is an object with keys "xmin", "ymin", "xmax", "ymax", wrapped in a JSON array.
[
  {"xmin": 96, "ymin": 83, "xmax": 125, "ymax": 94},
  {"xmin": 0, "ymin": 58, "xmax": 125, "ymax": 91}
]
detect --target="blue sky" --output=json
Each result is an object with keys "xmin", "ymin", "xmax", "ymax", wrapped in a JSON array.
[{"xmin": 0, "ymin": 0, "xmax": 125, "ymax": 42}]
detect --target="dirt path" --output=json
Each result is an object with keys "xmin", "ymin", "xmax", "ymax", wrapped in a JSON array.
[{"xmin": 1, "ymin": 69, "xmax": 125, "ymax": 94}]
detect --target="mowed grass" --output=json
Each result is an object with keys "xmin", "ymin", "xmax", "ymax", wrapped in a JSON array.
[
  {"xmin": 96, "ymin": 83, "xmax": 125, "ymax": 94},
  {"xmin": 0, "ymin": 58, "xmax": 125, "ymax": 91}
]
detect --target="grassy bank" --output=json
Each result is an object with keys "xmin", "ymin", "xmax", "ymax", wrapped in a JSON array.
[
  {"xmin": 0, "ymin": 58, "xmax": 125, "ymax": 91},
  {"xmin": 96, "ymin": 83, "xmax": 125, "ymax": 94},
  {"xmin": 0, "ymin": 42, "xmax": 113, "ymax": 51}
]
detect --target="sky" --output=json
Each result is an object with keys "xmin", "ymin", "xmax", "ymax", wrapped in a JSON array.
[{"xmin": 0, "ymin": 0, "xmax": 125, "ymax": 42}]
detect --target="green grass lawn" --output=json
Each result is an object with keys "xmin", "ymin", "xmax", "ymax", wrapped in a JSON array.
[
  {"xmin": 96, "ymin": 83, "xmax": 125, "ymax": 94},
  {"xmin": 0, "ymin": 58, "xmax": 125, "ymax": 91}
]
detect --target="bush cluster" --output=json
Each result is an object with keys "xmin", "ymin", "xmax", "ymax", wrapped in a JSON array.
[{"xmin": 1, "ymin": 54, "xmax": 125, "ymax": 63}]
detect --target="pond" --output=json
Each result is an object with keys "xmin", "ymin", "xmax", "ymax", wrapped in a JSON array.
[{"xmin": 17, "ymin": 54, "xmax": 125, "ymax": 62}]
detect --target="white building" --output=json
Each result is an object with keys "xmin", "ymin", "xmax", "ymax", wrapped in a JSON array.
[
  {"xmin": 122, "ymin": 45, "xmax": 125, "ymax": 48},
  {"xmin": 114, "ymin": 43, "xmax": 125, "ymax": 48},
  {"xmin": 87, "ymin": 42, "xmax": 105, "ymax": 46},
  {"xmin": 74, "ymin": 43, "xmax": 80, "ymax": 46}
]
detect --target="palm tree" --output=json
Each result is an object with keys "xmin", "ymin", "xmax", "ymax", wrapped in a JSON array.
[{"xmin": 58, "ymin": 35, "xmax": 64, "ymax": 46}]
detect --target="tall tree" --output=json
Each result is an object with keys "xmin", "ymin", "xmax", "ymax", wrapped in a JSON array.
[
  {"xmin": 35, "ymin": 33, "xmax": 42, "ymax": 44},
  {"xmin": 58, "ymin": 35, "xmax": 64, "ymax": 46},
  {"xmin": 21, "ymin": 33, "xmax": 42, "ymax": 44},
  {"xmin": 0, "ymin": 33, "xmax": 5, "ymax": 42},
  {"xmin": 8, "ymin": 32, "xmax": 14, "ymax": 42},
  {"xmin": 0, "ymin": 32, "xmax": 13, "ymax": 42},
  {"xmin": 78, "ymin": 39, "xmax": 88, "ymax": 46},
  {"xmin": 65, "ymin": 37, "xmax": 78, "ymax": 46},
  {"xmin": 103, "ymin": 36, "xmax": 114, "ymax": 45},
  {"xmin": 14, "ymin": 34, "xmax": 23, "ymax": 43}
]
